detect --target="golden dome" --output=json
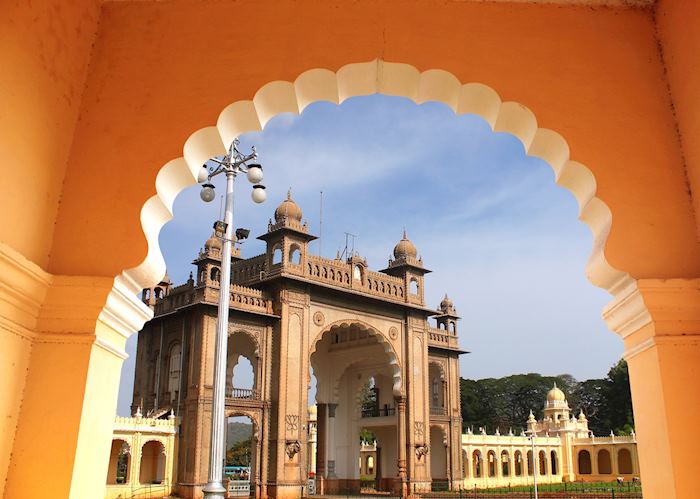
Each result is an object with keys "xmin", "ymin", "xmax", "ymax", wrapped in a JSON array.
[
  {"xmin": 547, "ymin": 383, "xmax": 566, "ymax": 402},
  {"xmin": 274, "ymin": 189, "xmax": 303, "ymax": 222},
  {"xmin": 204, "ymin": 232, "xmax": 222, "ymax": 251},
  {"xmin": 393, "ymin": 230, "xmax": 417, "ymax": 259}
]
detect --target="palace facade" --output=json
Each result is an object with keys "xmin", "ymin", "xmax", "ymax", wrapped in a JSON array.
[
  {"xmin": 119, "ymin": 193, "xmax": 465, "ymax": 499},
  {"xmin": 107, "ymin": 192, "xmax": 640, "ymax": 498}
]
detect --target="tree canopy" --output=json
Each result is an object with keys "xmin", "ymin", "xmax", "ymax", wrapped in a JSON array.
[{"xmin": 460, "ymin": 359, "xmax": 634, "ymax": 436}]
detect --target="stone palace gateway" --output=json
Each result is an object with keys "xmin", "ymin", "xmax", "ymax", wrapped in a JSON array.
[{"xmin": 131, "ymin": 193, "xmax": 465, "ymax": 499}]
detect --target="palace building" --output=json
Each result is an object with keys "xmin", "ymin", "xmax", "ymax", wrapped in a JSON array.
[
  {"xmin": 120, "ymin": 192, "xmax": 465, "ymax": 499},
  {"xmin": 107, "ymin": 192, "xmax": 641, "ymax": 498}
]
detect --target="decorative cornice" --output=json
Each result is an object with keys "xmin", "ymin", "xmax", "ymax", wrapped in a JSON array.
[
  {"xmin": 0, "ymin": 243, "xmax": 52, "ymax": 335},
  {"xmin": 602, "ymin": 278, "xmax": 651, "ymax": 339},
  {"xmin": 98, "ymin": 273, "xmax": 153, "ymax": 339}
]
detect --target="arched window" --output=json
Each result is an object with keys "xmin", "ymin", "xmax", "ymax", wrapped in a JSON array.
[
  {"xmin": 449, "ymin": 321, "xmax": 456, "ymax": 333},
  {"xmin": 367, "ymin": 456, "xmax": 374, "ymax": 474},
  {"xmin": 514, "ymin": 451, "xmax": 523, "ymax": 476},
  {"xmin": 168, "ymin": 343, "xmax": 182, "ymax": 401},
  {"xmin": 618, "ymin": 448, "xmax": 633, "ymax": 474},
  {"xmin": 462, "ymin": 450, "xmax": 468, "ymax": 478},
  {"xmin": 210, "ymin": 267, "xmax": 221, "ymax": 282},
  {"xmin": 527, "ymin": 450, "xmax": 534, "ymax": 476},
  {"xmin": 487, "ymin": 450, "xmax": 496, "ymax": 477},
  {"xmin": 598, "ymin": 449, "xmax": 612, "ymax": 474},
  {"xmin": 472, "ymin": 450, "xmax": 482, "ymax": 478},
  {"xmin": 143, "ymin": 288, "xmax": 151, "ymax": 301},
  {"xmin": 139, "ymin": 441, "xmax": 165, "ymax": 484},
  {"xmin": 432, "ymin": 377, "xmax": 440, "ymax": 406},
  {"xmin": 154, "ymin": 287, "xmax": 163, "ymax": 299},
  {"xmin": 353, "ymin": 265, "xmax": 362, "ymax": 281},
  {"xmin": 289, "ymin": 245, "xmax": 301, "ymax": 265},
  {"xmin": 272, "ymin": 247, "xmax": 283, "ymax": 265},
  {"xmin": 501, "ymin": 450, "xmax": 510, "ymax": 476},
  {"xmin": 409, "ymin": 278, "xmax": 419, "ymax": 295},
  {"xmin": 550, "ymin": 450, "xmax": 558, "ymax": 475},
  {"xmin": 107, "ymin": 439, "xmax": 130, "ymax": 484},
  {"xmin": 538, "ymin": 450, "xmax": 547, "ymax": 475},
  {"xmin": 578, "ymin": 450, "xmax": 592, "ymax": 474}
]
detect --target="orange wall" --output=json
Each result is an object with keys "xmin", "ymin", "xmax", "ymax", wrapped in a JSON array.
[
  {"xmin": 0, "ymin": 0, "xmax": 101, "ymax": 269},
  {"xmin": 48, "ymin": 0, "xmax": 700, "ymax": 281},
  {"xmin": 656, "ymin": 0, "xmax": 700, "ymax": 237}
]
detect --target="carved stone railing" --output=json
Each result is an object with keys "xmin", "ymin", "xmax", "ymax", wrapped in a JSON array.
[
  {"xmin": 430, "ymin": 406, "xmax": 447, "ymax": 416},
  {"xmin": 573, "ymin": 435, "xmax": 637, "ymax": 445},
  {"xmin": 361, "ymin": 407, "xmax": 396, "ymax": 418},
  {"xmin": 427, "ymin": 327, "xmax": 460, "ymax": 350},
  {"xmin": 230, "ymin": 387, "xmax": 260, "ymax": 399},
  {"xmin": 305, "ymin": 255, "xmax": 406, "ymax": 303},
  {"xmin": 153, "ymin": 283, "xmax": 195, "ymax": 315},
  {"xmin": 197, "ymin": 282, "xmax": 273, "ymax": 315},
  {"xmin": 232, "ymin": 254, "xmax": 267, "ymax": 285}
]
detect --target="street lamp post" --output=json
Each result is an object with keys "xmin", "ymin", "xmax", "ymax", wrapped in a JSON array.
[
  {"xmin": 198, "ymin": 139, "xmax": 266, "ymax": 499},
  {"xmin": 528, "ymin": 430, "xmax": 539, "ymax": 499}
]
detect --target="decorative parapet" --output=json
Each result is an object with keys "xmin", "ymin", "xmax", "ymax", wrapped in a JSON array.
[
  {"xmin": 228, "ymin": 284, "xmax": 273, "ymax": 314},
  {"xmin": 305, "ymin": 254, "xmax": 407, "ymax": 303},
  {"xmin": 427, "ymin": 327, "xmax": 459, "ymax": 349},
  {"xmin": 461, "ymin": 432, "xmax": 560, "ymax": 447},
  {"xmin": 232, "ymin": 254, "xmax": 267, "ymax": 285},
  {"xmin": 113, "ymin": 415, "xmax": 179, "ymax": 434},
  {"xmin": 267, "ymin": 217, "xmax": 308, "ymax": 234},
  {"xmin": 573, "ymin": 435, "xmax": 637, "ymax": 445}
]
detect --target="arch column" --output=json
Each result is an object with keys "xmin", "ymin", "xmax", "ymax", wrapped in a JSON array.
[
  {"xmin": 3, "ymin": 271, "xmax": 151, "ymax": 499},
  {"xmin": 604, "ymin": 278, "xmax": 700, "ymax": 499},
  {"xmin": 395, "ymin": 396, "xmax": 407, "ymax": 498}
]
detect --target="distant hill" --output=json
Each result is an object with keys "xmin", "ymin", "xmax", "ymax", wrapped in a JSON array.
[{"xmin": 227, "ymin": 421, "xmax": 252, "ymax": 449}]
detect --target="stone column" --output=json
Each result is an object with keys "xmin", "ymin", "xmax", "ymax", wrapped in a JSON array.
[
  {"xmin": 396, "ymin": 396, "xmax": 407, "ymax": 497},
  {"xmin": 603, "ymin": 278, "xmax": 700, "ymax": 499},
  {"xmin": 326, "ymin": 404, "xmax": 338, "ymax": 479}
]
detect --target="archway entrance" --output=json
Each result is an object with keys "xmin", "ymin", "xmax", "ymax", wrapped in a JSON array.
[
  {"xmin": 225, "ymin": 415, "xmax": 256, "ymax": 497},
  {"xmin": 310, "ymin": 322, "xmax": 400, "ymax": 494}
]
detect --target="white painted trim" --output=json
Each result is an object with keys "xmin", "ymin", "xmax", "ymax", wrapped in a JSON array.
[
  {"xmin": 98, "ymin": 274, "xmax": 153, "ymax": 339},
  {"xmin": 602, "ymin": 278, "xmax": 652, "ymax": 339},
  {"xmin": 94, "ymin": 336, "xmax": 129, "ymax": 360}
]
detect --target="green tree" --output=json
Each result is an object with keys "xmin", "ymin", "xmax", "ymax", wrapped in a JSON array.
[{"xmin": 226, "ymin": 438, "xmax": 252, "ymax": 466}]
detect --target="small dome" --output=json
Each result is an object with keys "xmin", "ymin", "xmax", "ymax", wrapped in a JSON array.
[
  {"xmin": 439, "ymin": 293, "xmax": 453, "ymax": 311},
  {"xmin": 274, "ymin": 189, "xmax": 303, "ymax": 222},
  {"xmin": 578, "ymin": 409, "xmax": 588, "ymax": 421},
  {"xmin": 527, "ymin": 410, "xmax": 536, "ymax": 422},
  {"xmin": 547, "ymin": 382, "xmax": 566, "ymax": 402},
  {"xmin": 204, "ymin": 232, "xmax": 222, "ymax": 251},
  {"xmin": 393, "ymin": 230, "xmax": 417, "ymax": 259}
]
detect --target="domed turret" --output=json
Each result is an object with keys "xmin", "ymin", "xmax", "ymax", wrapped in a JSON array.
[
  {"xmin": 547, "ymin": 382, "xmax": 566, "ymax": 402},
  {"xmin": 439, "ymin": 293, "xmax": 454, "ymax": 313},
  {"xmin": 274, "ymin": 189, "xmax": 303, "ymax": 222},
  {"xmin": 527, "ymin": 410, "xmax": 536, "ymax": 423},
  {"xmin": 204, "ymin": 232, "xmax": 222, "ymax": 252},
  {"xmin": 578, "ymin": 409, "xmax": 588, "ymax": 422},
  {"xmin": 393, "ymin": 230, "xmax": 417, "ymax": 260}
]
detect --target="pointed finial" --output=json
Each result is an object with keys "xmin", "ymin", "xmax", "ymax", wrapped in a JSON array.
[
  {"xmin": 287, "ymin": 187, "xmax": 292, "ymax": 200},
  {"xmin": 402, "ymin": 228, "xmax": 407, "ymax": 239},
  {"xmin": 553, "ymin": 381, "xmax": 558, "ymax": 389}
]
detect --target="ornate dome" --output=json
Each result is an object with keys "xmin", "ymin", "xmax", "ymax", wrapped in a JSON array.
[
  {"xmin": 204, "ymin": 232, "xmax": 222, "ymax": 251},
  {"xmin": 439, "ymin": 293, "xmax": 453, "ymax": 311},
  {"xmin": 393, "ymin": 230, "xmax": 417, "ymax": 259},
  {"xmin": 274, "ymin": 189, "xmax": 303, "ymax": 222},
  {"xmin": 547, "ymin": 383, "xmax": 566, "ymax": 402}
]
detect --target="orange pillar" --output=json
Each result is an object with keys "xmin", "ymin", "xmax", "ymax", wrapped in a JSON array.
[
  {"xmin": 605, "ymin": 278, "xmax": 700, "ymax": 499},
  {"xmin": 4, "ymin": 275, "xmax": 151, "ymax": 499}
]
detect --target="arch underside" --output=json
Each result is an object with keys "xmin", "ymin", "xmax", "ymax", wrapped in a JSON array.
[{"xmin": 119, "ymin": 59, "xmax": 629, "ymax": 322}]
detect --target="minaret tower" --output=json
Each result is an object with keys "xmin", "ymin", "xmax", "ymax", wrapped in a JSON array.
[
  {"xmin": 435, "ymin": 294, "xmax": 460, "ymax": 334},
  {"xmin": 381, "ymin": 230, "xmax": 431, "ymax": 305}
]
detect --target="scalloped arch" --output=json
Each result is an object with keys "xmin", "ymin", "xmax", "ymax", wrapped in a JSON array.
[
  {"xmin": 310, "ymin": 318, "xmax": 402, "ymax": 397},
  {"xmin": 121, "ymin": 59, "xmax": 631, "ymax": 324}
]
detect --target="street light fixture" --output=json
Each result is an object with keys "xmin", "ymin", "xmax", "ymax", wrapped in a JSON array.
[{"xmin": 198, "ymin": 138, "xmax": 266, "ymax": 499}]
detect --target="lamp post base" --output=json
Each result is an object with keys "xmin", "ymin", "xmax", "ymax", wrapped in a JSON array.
[{"xmin": 203, "ymin": 480, "xmax": 227, "ymax": 499}]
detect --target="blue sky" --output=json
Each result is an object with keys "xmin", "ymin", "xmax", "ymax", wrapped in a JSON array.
[{"xmin": 116, "ymin": 95, "xmax": 622, "ymax": 416}]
